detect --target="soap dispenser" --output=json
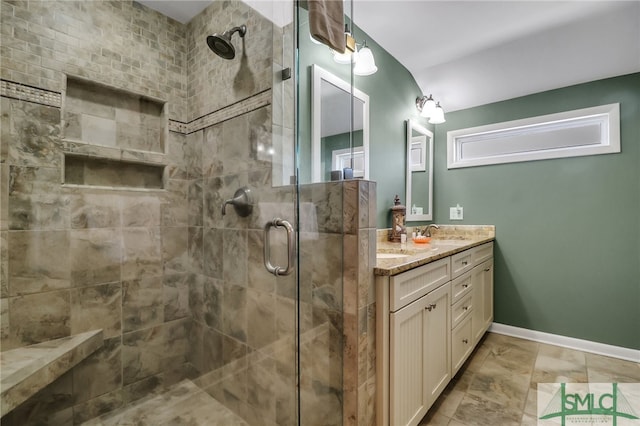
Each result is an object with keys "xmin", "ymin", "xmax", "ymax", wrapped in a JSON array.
[{"xmin": 389, "ymin": 195, "xmax": 406, "ymax": 242}]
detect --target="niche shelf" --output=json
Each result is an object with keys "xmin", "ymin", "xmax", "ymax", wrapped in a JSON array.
[
  {"xmin": 64, "ymin": 154, "xmax": 165, "ymax": 190},
  {"xmin": 62, "ymin": 76, "xmax": 167, "ymax": 154}
]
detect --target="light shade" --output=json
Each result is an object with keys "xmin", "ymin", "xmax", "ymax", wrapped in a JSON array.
[
  {"xmin": 333, "ymin": 48, "xmax": 355, "ymax": 64},
  {"xmin": 428, "ymin": 102, "xmax": 446, "ymax": 124},
  {"xmin": 417, "ymin": 94, "xmax": 436, "ymax": 118},
  {"xmin": 353, "ymin": 46, "xmax": 377, "ymax": 76}
]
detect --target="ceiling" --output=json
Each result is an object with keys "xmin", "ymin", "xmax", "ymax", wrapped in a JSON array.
[{"xmin": 138, "ymin": 0, "xmax": 640, "ymax": 112}]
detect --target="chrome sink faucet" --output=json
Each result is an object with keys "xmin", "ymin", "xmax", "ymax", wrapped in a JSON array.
[{"xmin": 422, "ymin": 224, "xmax": 439, "ymax": 237}]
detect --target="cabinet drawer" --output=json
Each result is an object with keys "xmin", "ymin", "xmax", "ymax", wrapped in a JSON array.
[
  {"xmin": 451, "ymin": 294, "xmax": 472, "ymax": 329},
  {"xmin": 451, "ymin": 271, "xmax": 472, "ymax": 304},
  {"xmin": 451, "ymin": 249, "xmax": 473, "ymax": 279},
  {"xmin": 472, "ymin": 242, "xmax": 494, "ymax": 265},
  {"xmin": 390, "ymin": 257, "xmax": 450, "ymax": 312},
  {"xmin": 451, "ymin": 315, "xmax": 473, "ymax": 376}
]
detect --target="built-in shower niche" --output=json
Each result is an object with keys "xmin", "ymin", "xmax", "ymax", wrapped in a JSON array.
[
  {"xmin": 64, "ymin": 154, "xmax": 165, "ymax": 189},
  {"xmin": 63, "ymin": 77, "xmax": 167, "ymax": 153}
]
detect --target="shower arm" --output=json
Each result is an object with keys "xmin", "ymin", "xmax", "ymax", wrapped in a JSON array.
[{"xmin": 226, "ymin": 25, "xmax": 247, "ymax": 39}]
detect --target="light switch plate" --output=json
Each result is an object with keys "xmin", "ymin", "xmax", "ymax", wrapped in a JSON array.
[{"xmin": 449, "ymin": 205, "xmax": 464, "ymax": 220}]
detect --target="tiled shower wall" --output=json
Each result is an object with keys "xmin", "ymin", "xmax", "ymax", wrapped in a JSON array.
[
  {"xmin": 0, "ymin": 0, "xmax": 188, "ymax": 121},
  {"xmin": 0, "ymin": 0, "xmax": 298, "ymax": 425},
  {"xmin": 0, "ymin": 0, "xmax": 189, "ymax": 423}
]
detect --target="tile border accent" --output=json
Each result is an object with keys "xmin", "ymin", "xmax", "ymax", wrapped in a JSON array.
[
  {"xmin": 1, "ymin": 79, "xmax": 270, "ymax": 136},
  {"xmin": 168, "ymin": 120, "xmax": 188, "ymax": 134},
  {"xmin": 169, "ymin": 89, "xmax": 272, "ymax": 135},
  {"xmin": 1, "ymin": 79, "xmax": 62, "ymax": 107},
  {"xmin": 489, "ymin": 322, "xmax": 640, "ymax": 363}
]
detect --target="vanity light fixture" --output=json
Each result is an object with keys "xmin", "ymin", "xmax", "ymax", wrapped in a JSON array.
[
  {"xmin": 416, "ymin": 95, "xmax": 446, "ymax": 123},
  {"xmin": 326, "ymin": 26, "xmax": 377, "ymax": 75},
  {"xmin": 353, "ymin": 41, "xmax": 377, "ymax": 76},
  {"xmin": 416, "ymin": 94, "xmax": 436, "ymax": 117}
]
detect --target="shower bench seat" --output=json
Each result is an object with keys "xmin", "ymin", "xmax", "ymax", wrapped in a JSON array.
[{"xmin": 0, "ymin": 329, "xmax": 104, "ymax": 417}]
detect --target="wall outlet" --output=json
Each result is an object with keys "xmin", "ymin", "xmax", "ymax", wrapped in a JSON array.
[{"xmin": 449, "ymin": 204, "xmax": 464, "ymax": 220}]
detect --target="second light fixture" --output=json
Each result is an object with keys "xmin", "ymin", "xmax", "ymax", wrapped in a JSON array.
[{"xmin": 416, "ymin": 94, "xmax": 446, "ymax": 124}]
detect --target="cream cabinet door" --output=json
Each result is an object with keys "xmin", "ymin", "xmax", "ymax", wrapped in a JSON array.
[
  {"xmin": 481, "ymin": 259, "xmax": 494, "ymax": 331},
  {"xmin": 423, "ymin": 283, "xmax": 451, "ymax": 408},
  {"xmin": 390, "ymin": 283, "xmax": 451, "ymax": 426},
  {"xmin": 471, "ymin": 258, "xmax": 494, "ymax": 345},
  {"xmin": 390, "ymin": 295, "xmax": 429, "ymax": 426}
]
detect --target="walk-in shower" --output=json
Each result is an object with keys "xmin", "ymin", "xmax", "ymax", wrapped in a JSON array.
[
  {"xmin": 206, "ymin": 24, "xmax": 247, "ymax": 59},
  {"xmin": 0, "ymin": 0, "xmax": 358, "ymax": 424}
]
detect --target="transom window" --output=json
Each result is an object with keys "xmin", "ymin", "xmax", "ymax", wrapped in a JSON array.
[{"xmin": 447, "ymin": 103, "xmax": 620, "ymax": 169}]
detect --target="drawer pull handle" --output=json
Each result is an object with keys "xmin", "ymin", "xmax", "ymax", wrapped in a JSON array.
[
  {"xmin": 462, "ymin": 339, "xmax": 468, "ymax": 344},
  {"xmin": 462, "ymin": 284, "xmax": 469, "ymax": 288},
  {"xmin": 425, "ymin": 303, "xmax": 437, "ymax": 311},
  {"xmin": 462, "ymin": 261, "xmax": 468, "ymax": 266},
  {"xmin": 484, "ymin": 268, "xmax": 490, "ymax": 272},
  {"xmin": 463, "ymin": 306, "xmax": 469, "ymax": 311}
]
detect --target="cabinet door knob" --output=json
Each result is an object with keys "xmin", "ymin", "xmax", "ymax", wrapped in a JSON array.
[
  {"xmin": 484, "ymin": 268, "xmax": 490, "ymax": 272},
  {"xmin": 425, "ymin": 303, "xmax": 437, "ymax": 311},
  {"xmin": 462, "ymin": 284, "xmax": 469, "ymax": 288},
  {"xmin": 463, "ymin": 306, "xmax": 469, "ymax": 311},
  {"xmin": 462, "ymin": 339, "xmax": 468, "ymax": 344}
]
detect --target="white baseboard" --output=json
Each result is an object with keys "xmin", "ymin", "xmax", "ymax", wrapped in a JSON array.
[{"xmin": 489, "ymin": 323, "xmax": 640, "ymax": 363}]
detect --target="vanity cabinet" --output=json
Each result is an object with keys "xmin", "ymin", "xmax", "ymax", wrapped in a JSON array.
[{"xmin": 377, "ymin": 241, "xmax": 494, "ymax": 426}]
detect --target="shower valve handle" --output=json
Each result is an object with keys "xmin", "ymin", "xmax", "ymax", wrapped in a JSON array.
[{"xmin": 221, "ymin": 187, "xmax": 253, "ymax": 217}]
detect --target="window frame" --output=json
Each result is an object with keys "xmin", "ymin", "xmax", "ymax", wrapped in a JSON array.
[{"xmin": 447, "ymin": 103, "xmax": 620, "ymax": 169}]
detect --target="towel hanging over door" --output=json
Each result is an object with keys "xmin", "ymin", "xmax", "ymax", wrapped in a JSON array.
[{"xmin": 308, "ymin": 0, "xmax": 346, "ymax": 53}]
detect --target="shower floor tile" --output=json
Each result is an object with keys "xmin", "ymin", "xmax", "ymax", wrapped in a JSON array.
[{"xmin": 82, "ymin": 379, "xmax": 248, "ymax": 425}]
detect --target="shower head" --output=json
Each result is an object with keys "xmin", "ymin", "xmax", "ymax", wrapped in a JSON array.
[{"xmin": 206, "ymin": 24, "xmax": 247, "ymax": 60}]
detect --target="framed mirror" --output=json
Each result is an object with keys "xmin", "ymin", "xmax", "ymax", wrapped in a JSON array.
[
  {"xmin": 406, "ymin": 119, "xmax": 434, "ymax": 221},
  {"xmin": 311, "ymin": 64, "xmax": 369, "ymax": 182}
]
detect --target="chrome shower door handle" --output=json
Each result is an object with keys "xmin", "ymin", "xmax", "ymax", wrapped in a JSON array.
[{"xmin": 264, "ymin": 218, "xmax": 295, "ymax": 276}]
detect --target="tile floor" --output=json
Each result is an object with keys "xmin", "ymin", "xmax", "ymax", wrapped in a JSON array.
[{"xmin": 418, "ymin": 332, "xmax": 640, "ymax": 426}]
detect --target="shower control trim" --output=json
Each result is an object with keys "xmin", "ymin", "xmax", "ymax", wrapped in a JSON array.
[{"xmin": 221, "ymin": 187, "xmax": 253, "ymax": 217}]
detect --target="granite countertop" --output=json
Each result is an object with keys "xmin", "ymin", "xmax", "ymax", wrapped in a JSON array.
[
  {"xmin": 375, "ymin": 225, "xmax": 495, "ymax": 276},
  {"xmin": 1, "ymin": 330, "xmax": 104, "ymax": 417}
]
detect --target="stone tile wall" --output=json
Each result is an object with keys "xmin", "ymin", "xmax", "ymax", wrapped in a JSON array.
[
  {"xmin": 342, "ymin": 180, "xmax": 377, "ymax": 426},
  {"xmin": 0, "ymin": 0, "xmax": 188, "ymax": 121},
  {"xmin": 296, "ymin": 180, "xmax": 377, "ymax": 426},
  {"xmin": 0, "ymin": 94, "xmax": 193, "ymax": 424},
  {"xmin": 186, "ymin": 0, "xmax": 274, "ymax": 122}
]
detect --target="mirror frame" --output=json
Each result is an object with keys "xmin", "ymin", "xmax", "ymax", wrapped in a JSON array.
[
  {"xmin": 311, "ymin": 64, "xmax": 370, "ymax": 183},
  {"xmin": 406, "ymin": 119, "xmax": 434, "ymax": 221}
]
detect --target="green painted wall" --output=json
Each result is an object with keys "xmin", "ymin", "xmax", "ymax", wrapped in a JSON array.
[
  {"xmin": 298, "ymin": 9, "xmax": 429, "ymax": 226},
  {"xmin": 433, "ymin": 73, "xmax": 640, "ymax": 350},
  {"xmin": 297, "ymin": 9, "xmax": 638, "ymax": 350}
]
